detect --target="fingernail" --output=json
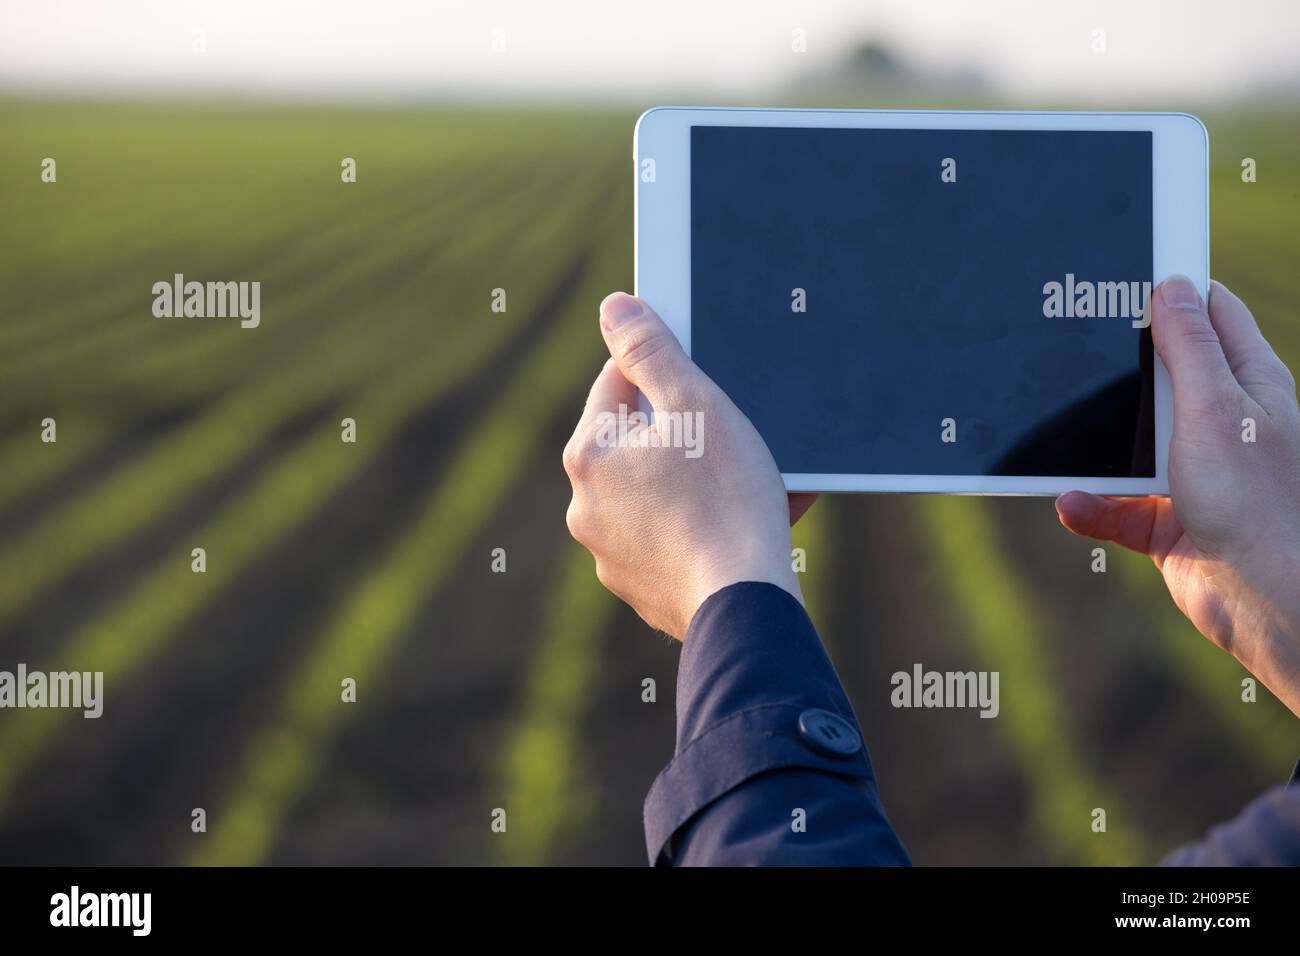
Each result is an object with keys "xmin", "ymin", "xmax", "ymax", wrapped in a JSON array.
[
  {"xmin": 600, "ymin": 292, "xmax": 643, "ymax": 331},
  {"xmin": 1159, "ymin": 275, "xmax": 1201, "ymax": 310}
]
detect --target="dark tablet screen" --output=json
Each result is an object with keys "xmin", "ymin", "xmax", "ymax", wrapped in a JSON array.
[{"xmin": 690, "ymin": 125, "xmax": 1154, "ymax": 477}]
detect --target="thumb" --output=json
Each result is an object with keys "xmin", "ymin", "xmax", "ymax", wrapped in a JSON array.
[
  {"xmin": 1150, "ymin": 275, "xmax": 1238, "ymax": 417},
  {"xmin": 598, "ymin": 292, "xmax": 699, "ymax": 407}
]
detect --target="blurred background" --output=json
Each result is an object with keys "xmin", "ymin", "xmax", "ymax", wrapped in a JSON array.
[{"xmin": 0, "ymin": 0, "xmax": 1297, "ymax": 865}]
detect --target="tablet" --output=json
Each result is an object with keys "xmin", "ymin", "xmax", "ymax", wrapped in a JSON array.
[{"xmin": 633, "ymin": 108, "xmax": 1209, "ymax": 495}]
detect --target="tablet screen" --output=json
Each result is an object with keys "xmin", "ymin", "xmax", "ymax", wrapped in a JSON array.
[{"xmin": 690, "ymin": 126, "xmax": 1154, "ymax": 478}]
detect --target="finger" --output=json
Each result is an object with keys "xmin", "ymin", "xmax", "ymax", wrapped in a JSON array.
[
  {"xmin": 789, "ymin": 493, "xmax": 819, "ymax": 526},
  {"xmin": 576, "ymin": 357, "xmax": 637, "ymax": 433},
  {"xmin": 565, "ymin": 359, "xmax": 639, "ymax": 478},
  {"xmin": 1055, "ymin": 491, "xmax": 1182, "ymax": 564},
  {"xmin": 598, "ymin": 292, "xmax": 700, "ymax": 409},
  {"xmin": 1150, "ymin": 275, "xmax": 1241, "ymax": 417},
  {"xmin": 1207, "ymin": 280, "xmax": 1297, "ymax": 410}
]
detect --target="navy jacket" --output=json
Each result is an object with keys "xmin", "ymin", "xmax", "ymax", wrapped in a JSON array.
[{"xmin": 643, "ymin": 582, "xmax": 1300, "ymax": 866}]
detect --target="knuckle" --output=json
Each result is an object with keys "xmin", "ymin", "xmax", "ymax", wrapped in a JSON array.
[
  {"xmin": 1274, "ymin": 361, "xmax": 1297, "ymax": 394},
  {"xmin": 617, "ymin": 322, "xmax": 672, "ymax": 372},
  {"xmin": 593, "ymin": 561, "xmax": 630, "ymax": 603},
  {"xmin": 565, "ymin": 498, "xmax": 589, "ymax": 543},
  {"xmin": 1178, "ymin": 321, "xmax": 1222, "ymax": 352},
  {"xmin": 561, "ymin": 438, "xmax": 589, "ymax": 480}
]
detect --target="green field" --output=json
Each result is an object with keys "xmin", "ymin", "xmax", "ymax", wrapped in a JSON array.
[{"xmin": 0, "ymin": 98, "xmax": 1297, "ymax": 864}]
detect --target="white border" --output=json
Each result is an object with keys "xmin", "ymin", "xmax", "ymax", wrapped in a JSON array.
[{"xmin": 634, "ymin": 107, "xmax": 1209, "ymax": 496}]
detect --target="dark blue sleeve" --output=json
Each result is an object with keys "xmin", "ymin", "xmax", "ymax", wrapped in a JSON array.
[
  {"xmin": 1161, "ymin": 760, "xmax": 1300, "ymax": 866},
  {"xmin": 643, "ymin": 581, "xmax": 911, "ymax": 866}
]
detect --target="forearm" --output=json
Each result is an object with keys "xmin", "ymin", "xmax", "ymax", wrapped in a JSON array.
[
  {"xmin": 1225, "ymin": 549, "xmax": 1300, "ymax": 716},
  {"xmin": 1253, "ymin": 608, "xmax": 1300, "ymax": 717}
]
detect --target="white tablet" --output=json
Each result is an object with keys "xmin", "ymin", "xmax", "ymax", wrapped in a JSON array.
[{"xmin": 634, "ymin": 107, "xmax": 1209, "ymax": 496}]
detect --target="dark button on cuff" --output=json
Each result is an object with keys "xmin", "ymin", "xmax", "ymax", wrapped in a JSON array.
[{"xmin": 796, "ymin": 708, "xmax": 862, "ymax": 757}]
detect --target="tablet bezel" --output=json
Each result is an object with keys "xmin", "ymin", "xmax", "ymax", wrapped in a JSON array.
[{"xmin": 633, "ymin": 107, "xmax": 1208, "ymax": 496}]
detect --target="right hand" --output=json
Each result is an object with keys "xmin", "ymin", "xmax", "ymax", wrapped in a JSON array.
[{"xmin": 1056, "ymin": 276, "xmax": 1300, "ymax": 716}]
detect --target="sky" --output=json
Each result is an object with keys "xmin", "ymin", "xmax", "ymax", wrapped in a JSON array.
[{"xmin": 1, "ymin": 0, "xmax": 1297, "ymax": 101}]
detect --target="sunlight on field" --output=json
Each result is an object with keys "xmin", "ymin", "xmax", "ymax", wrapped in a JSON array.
[{"xmin": 0, "ymin": 100, "xmax": 1296, "ymax": 864}]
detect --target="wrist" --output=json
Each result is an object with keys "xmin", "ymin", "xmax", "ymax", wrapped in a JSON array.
[{"xmin": 685, "ymin": 552, "xmax": 804, "ymax": 638}]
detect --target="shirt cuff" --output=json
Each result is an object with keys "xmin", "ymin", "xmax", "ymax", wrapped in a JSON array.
[
  {"xmin": 643, "ymin": 702, "xmax": 875, "ymax": 864},
  {"xmin": 643, "ymin": 582, "xmax": 875, "ymax": 864}
]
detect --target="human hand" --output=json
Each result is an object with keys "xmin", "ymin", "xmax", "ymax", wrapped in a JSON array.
[
  {"xmin": 1056, "ymin": 277, "xmax": 1300, "ymax": 715},
  {"xmin": 563, "ymin": 292, "xmax": 809, "ymax": 639}
]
